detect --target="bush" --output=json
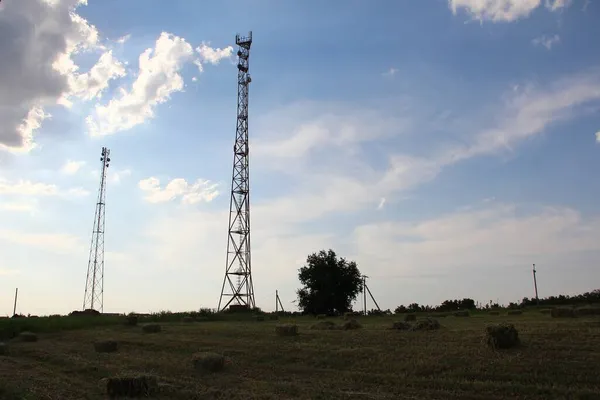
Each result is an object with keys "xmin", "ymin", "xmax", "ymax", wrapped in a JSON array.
[
  {"xmin": 404, "ymin": 314, "xmax": 417, "ymax": 322},
  {"xmin": 485, "ymin": 323, "xmax": 520, "ymax": 349},
  {"xmin": 392, "ymin": 321, "xmax": 411, "ymax": 331},
  {"xmin": 142, "ymin": 324, "xmax": 162, "ymax": 333},
  {"xmin": 454, "ymin": 311, "xmax": 470, "ymax": 317},
  {"xmin": 489, "ymin": 311, "xmax": 500, "ymax": 316},
  {"xmin": 192, "ymin": 352, "xmax": 225, "ymax": 373},
  {"xmin": 182, "ymin": 316, "xmax": 194, "ymax": 323},
  {"xmin": 412, "ymin": 318, "xmax": 440, "ymax": 331},
  {"xmin": 106, "ymin": 376, "xmax": 158, "ymax": 397},
  {"xmin": 275, "ymin": 324, "xmax": 298, "ymax": 336},
  {"xmin": 507, "ymin": 310, "xmax": 523, "ymax": 316},
  {"xmin": 94, "ymin": 340, "xmax": 118, "ymax": 353},
  {"xmin": 341, "ymin": 319, "xmax": 362, "ymax": 330},
  {"xmin": 125, "ymin": 315, "xmax": 138, "ymax": 326},
  {"xmin": 551, "ymin": 308, "xmax": 576, "ymax": 318}
]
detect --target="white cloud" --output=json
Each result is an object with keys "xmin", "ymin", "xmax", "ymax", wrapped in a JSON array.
[
  {"xmin": 195, "ymin": 43, "xmax": 234, "ymax": 65},
  {"xmin": 449, "ymin": 0, "xmax": 574, "ymax": 22},
  {"xmin": 109, "ymin": 168, "xmax": 132, "ymax": 184},
  {"xmin": 383, "ymin": 68, "xmax": 398, "ymax": 77},
  {"xmin": 116, "ymin": 34, "xmax": 131, "ymax": 44},
  {"xmin": 0, "ymin": 229, "xmax": 84, "ymax": 255},
  {"xmin": 61, "ymin": 160, "xmax": 86, "ymax": 175},
  {"xmin": 596, "ymin": 131, "xmax": 600, "ymax": 143},
  {"xmin": 0, "ymin": 201, "xmax": 37, "ymax": 213},
  {"xmin": 532, "ymin": 34, "xmax": 560, "ymax": 50},
  {"xmin": 0, "ymin": 0, "xmax": 121, "ymax": 152},
  {"xmin": 377, "ymin": 198, "xmax": 386, "ymax": 210},
  {"xmin": 138, "ymin": 177, "xmax": 219, "ymax": 205},
  {"xmin": 0, "ymin": 177, "xmax": 88, "ymax": 198},
  {"xmin": 86, "ymin": 32, "xmax": 195, "ymax": 136}
]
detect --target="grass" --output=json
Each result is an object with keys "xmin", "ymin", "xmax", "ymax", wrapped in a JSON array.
[{"xmin": 1, "ymin": 312, "xmax": 600, "ymax": 399}]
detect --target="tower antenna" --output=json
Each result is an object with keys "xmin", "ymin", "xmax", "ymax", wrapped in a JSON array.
[
  {"xmin": 218, "ymin": 31, "xmax": 255, "ymax": 312},
  {"xmin": 83, "ymin": 147, "xmax": 110, "ymax": 313},
  {"xmin": 532, "ymin": 263, "xmax": 539, "ymax": 305}
]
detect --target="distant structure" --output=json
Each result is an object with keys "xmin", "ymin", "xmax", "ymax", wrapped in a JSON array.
[
  {"xmin": 532, "ymin": 263, "xmax": 539, "ymax": 305},
  {"xmin": 83, "ymin": 147, "xmax": 110, "ymax": 313},
  {"xmin": 362, "ymin": 275, "xmax": 381, "ymax": 315},
  {"xmin": 218, "ymin": 31, "xmax": 255, "ymax": 312}
]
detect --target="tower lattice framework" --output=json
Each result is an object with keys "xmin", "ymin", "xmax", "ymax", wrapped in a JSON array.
[
  {"xmin": 218, "ymin": 31, "xmax": 255, "ymax": 311},
  {"xmin": 83, "ymin": 147, "xmax": 111, "ymax": 312}
]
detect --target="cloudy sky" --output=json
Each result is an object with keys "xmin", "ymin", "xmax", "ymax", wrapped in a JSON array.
[{"xmin": 1, "ymin": 0, "xmax": 599, "ymax": 316}]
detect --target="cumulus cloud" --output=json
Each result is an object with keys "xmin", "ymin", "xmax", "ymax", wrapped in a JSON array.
[
  {"xmin": 138, "ymin": 177, "xmax": 219, "ymax": 205},
  {"xmin": 195, "ymin": 43, "xmax": 234, "ymax": 66},
  {"xmin": 0, "ymin": 0, "xmax": 125, "ymax": 152},
  {"xmin": 61, "ymin": 160, "xmax": 86, "ymax": 175},
  {"xmin": 449, "ymin": 0, "xmax": 573, "ymax": 22},
  {"xmin": 116, "ymin": 34, "xmax": 131, "ymax": 44},
  {"xmin": 532, "ymin": 34, "xmax": 560, "ymax": 50},
  {"xmin": 0, "ymin": 177, "xmax": 89, "ymax": 198}
]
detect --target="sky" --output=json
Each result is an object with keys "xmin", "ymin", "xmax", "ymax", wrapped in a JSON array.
[{"xmin": 0, "ymin": 0, "xmax": 599, "ymax": 316}]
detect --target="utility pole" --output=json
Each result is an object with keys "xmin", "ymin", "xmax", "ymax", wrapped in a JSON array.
[
  {"xmin": 363, "ymin": 275, "xmax": 367, "ymax": 315},
  {"xmin": 532, "ymin": 263, "xmax": 539, "ymax": 305},
  {"xmin": 12, "ymin": 288, "xmax": 18, "ymax": 316},
  {"xmin": 83, "ymin": 147, "xmax": 110, "ymax": 313},
  {"xmin": 218, "ymin": 31, "xmax": 255, "ymax": 312},
  {"xmin": 275, "ymin": 290, "xmax": 284, "ymax": 313}
]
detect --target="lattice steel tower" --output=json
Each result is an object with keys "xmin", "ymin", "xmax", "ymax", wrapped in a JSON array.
[
  {"xmin": 83, "ymin": 147, "xmax": 111, "ymax": 312},
  {"xmin": 218, "ymin": 31, "xmax": 255, "ymax": 311}
]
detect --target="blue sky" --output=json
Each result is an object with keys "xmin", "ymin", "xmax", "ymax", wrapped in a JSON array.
[{"xmin": 1, "ymin": 0, "xmax": 599, "ymax": 316}]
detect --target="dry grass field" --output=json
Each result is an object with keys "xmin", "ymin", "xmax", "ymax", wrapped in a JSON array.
[{"xmin": 1, "ymin": 312, "xmax": 600, "ymax": 399}]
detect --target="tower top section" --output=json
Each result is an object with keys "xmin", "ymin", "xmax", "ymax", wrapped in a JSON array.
[{"xmin": 235, "ymin": 31, "xmax": 252, "ymax": 48}]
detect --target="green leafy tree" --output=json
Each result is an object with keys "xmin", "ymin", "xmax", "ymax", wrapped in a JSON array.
[{"xmin": 296, "ymin": 249, "xmax": 362, "ymax": 315}]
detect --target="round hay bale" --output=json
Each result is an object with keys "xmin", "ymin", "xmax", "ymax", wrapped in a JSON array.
[
  {"xmin": 192, "ymin": 352, "xmax": 225, "ymax": 373},
  {"xmin": 412, "ymin": 318, "xmax": 440, "ymax": 331},
  {"xmin": 392, "ymin": 321, "xmax": 411, "ymax": 331},
  {"xmin": 275, "ymin": 324, "xmax": 298, "ymax": 336},
  {"xmin": 106, "ymin": 375, "xmax": 158, "ymax": 397},
  {"xmin": 19, "ymin": 331, "xmax": 37, "ymax": 342},
  {"xmin": 182, "ymin": 316, "xmax": 194, "ymax": 323},
  {"xmin": 576, "ymin": 307, "xmax": 600, "ymax": 316},
  {"xmin": 507, "ymin": 310, "xmax": 523, "ymax": 316},
  {"xmin": 539, "ymin": 309, "xmax": 552, "ymax": 314},
  {"xmin": 485, "ymin": 323, "xmax": 520, "ymax": 349},
  {"xmin": 142, "ymin": 323, "xmax": 162, "ymax": 333},
  {"xmin": 404, "ymin": 314, "xmax": 417, "ymax": 322},
  {"xmin": 453, "ymin": 310, "xmax": 470, "ymax": 317},
  {"xmin": 489, "ymin": 311, "xmax": 500, "ymax": 316},
  {"xmin": 342, "ymin": 319, "xmax": 362, "ymax": 330},
  {"xmin": 94, "ymin": 340, "xmax": 118, "ymax": 353},
  {"xmin": 310, "ymin": 321, "xmax": 338, "ymax": 330},
  {"xmin": 255, "ymin": 315, "xmax": 265, "ymax": 322},
  {"xmin": 0, "ymin": 342, "xmax": 9, "ymax": 356},
  {"xmin": 316, "ymin": 314, "xmax": 326, "ymax": 319},
  {"xmin": 551, "ymin": 307, "xmax": 576, "ymax": 318},
  {"xmin": 125, "ymin": 315, "xmax": 138, "ymax": 326}
]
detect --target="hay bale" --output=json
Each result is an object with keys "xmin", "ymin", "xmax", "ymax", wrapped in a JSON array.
[
  {"xmin": 192, "ymin": 352, "xmax": 225, "ymax": 373},
  {"xmin": 489, "ymin": 311, "xmax": 500, "ymax": 315},
  {"xmin": 412, "ymin": 318, "xmax": 440, "ymax": 331},
  {"xmin": 539, "ymin": 309, "xmax": 552, "ymax": 314},
  {"xmin": 125, "ymin": 315, "xmax": 138, "ymax": 326},
  {"xmin": 142, "ymin": 323, "xmax": 162, "ymax": 333},
  {"xmin": 316, "ymin": 314, "xmax": 326, "ymax": 319},
  {"xmin": 255, "ymin": 315, "xmax": 265, "ymax": 322},
  {"xmin": 310, "ymin": 321, "xmax": 338, "ymax": 330},
  {"xmin": 19, "ymin": 331, "xmax": 37, "ymax": 342},
  {"xmin": 269, "ymin": 314, "xmax": 279, "ymax": 320},
  {"xmin": 404, "ymin": 314, "xmax": 417, "ymax": 322},
  {"xmin": 485, "ymin": 323, "xmax": 520, "ymax": 349},
  {"xmin": 341, "ymin": 319, "xmax": 362, "ymax": 330},
  {"xmin": 182, "ymin": 316, "xmax": 194, "ymax": 323},
  {"xmin": 94, "ymin": 340, "xmax": 118, "ymax": 353},
  {"xmin": 392, "ymin": 321, "xmax": 411, "ymax": 331},
  {"xmin": 106, "ymin": 375, "xmax": 158, "ymax": 397},
  {"xmin": 551, "ymin": 307, "xmax": 576, "ymax": 318},
  {"xmin": 454, "ymin": 310, "xmax": 470, "ymax": 317},
  {"xmin": 576, "ymin": 307, "xmax": 600, "ymax": 316},
  {"xmin": 0, "ymin": 342, "xmax": 8, "ymax": 356},
  {"xmin": 275, "ymin": 324, "xmax": 298, "ymax": 336},
  {"xmin": 507, "ymin": 310, "xmax": 523, "ymax": 316}
]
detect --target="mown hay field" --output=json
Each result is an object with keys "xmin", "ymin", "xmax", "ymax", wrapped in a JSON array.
[{"xmin": 1, "ymin": 312, "xmax": 600, "ymax": 399}]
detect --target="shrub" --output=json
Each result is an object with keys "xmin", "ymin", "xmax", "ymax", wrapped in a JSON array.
[
  {"xmin": 125, "ymin": 315, "xmax": 138, "ymax": 326},
  {"xmin": 551, "ymin": 308, "xmax": 576, "ymax": 318},
  {"xmin": 275, "ymin": 324, "xmax": 298, "ymax": 336},
  {"xmin": 392, "ymin": 321, "xmax": 411, "ymax": 331},
  {"xmin": 310, "ymin": 321, "xmax": 338, "ymax": 330},
  {"xmin": 142, "ymin": 324, "xmax": 162, "ymax": 333},
  {"xmin": 404, "ymin": 314, "xmax": 417, "ymax": 322},
  {"xmin": 106, "ymin": 376, "xmax": 158, "ymax": 397},
  {"xmin": 94, "ymin": 340, "xmax": 118, "ymax": 353},
  {"xmin": 412, "ymin": 318, "xmax": 440, "ymax": 331},
  {"xmin": 343, "ymin": 312, "xmax": 354, "ymax": 320},
  {"xmin": 192, "ymin": 352, "xmax": 225, "ymax": 373},
  {"xmin": 0, "ymin": 342, "xmax": 8, "ymax": 356},
  {"xmin": 341, "ymin": 319, "xmax": 362, "ymax": 330},
  {"xmin": 507, "ymin": 310, "xmax": 523, "ymax": 316},
  {"xmin": 485, "ymin": 323, "xmax": 520, "ymax": 349},
  {"xmin": 19, "ymin": 331, "xmax": 37, "ymax": 342},
  {"xmin": 454, "ymin": 311, "xmax": 470, "ymax": 317},
  {"xmin": 489, "ymin": 311, "xmax": 500, "ymax": 316}
]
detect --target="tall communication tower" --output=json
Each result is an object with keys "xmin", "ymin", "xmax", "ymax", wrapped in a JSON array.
[
  {"xmin": 218, "ymin": 31, "xmax": 255, "ymax": 312},
  {"xmin": 83, "ymin": 147, "xmax": 110, "ymax": 313}
]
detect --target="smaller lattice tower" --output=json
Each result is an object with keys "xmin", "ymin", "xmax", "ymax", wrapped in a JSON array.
[
  {"xmin": 83, "ymin": 147, "xmax": 111, "ymax": 312},
  {"xmin": 218, "ymin": 31, "xmax": 255, "ymax": 312}
]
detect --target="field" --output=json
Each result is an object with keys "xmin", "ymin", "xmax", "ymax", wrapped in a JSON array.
[{"xmin": 1, "ymin": 312, "xmax": 600, "ymax": 399}]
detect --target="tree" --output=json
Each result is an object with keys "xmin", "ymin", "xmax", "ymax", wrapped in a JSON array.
[{"xmin": 296, "ymin": 249, "xmax": 362, "ymax": 315}]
